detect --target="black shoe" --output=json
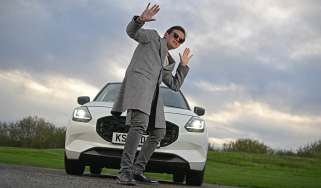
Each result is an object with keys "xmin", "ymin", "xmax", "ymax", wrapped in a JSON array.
[
  {"xmin": 133, "ymin": 173, "xmax": 159, "ymax": 184},
  {"xmin": 116, "ymin": 174, "xmax": 136, "ymax": 186}
]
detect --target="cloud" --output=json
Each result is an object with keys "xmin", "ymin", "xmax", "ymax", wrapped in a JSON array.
[
  {"xmin": 0, "ymin": 69, "xmax": 98, "ymax": 99},
  {"xmin": 206, "ymin": 101, "xmax": 321, "ymax": 125},
  {"xmin": 204, "ymin": 101, "xmax": 321, "ymax": 150},
  {"xmin": 0, "ymin": 69, "xmax": 99, "ymax": 125},
  {"xmin": 290, "ymin": 38, "xmax": 321, "ymax": 60},
  {"xmin": 0, "ymin": 0, "xmax": 130, "ymax": 85},
  {"xmin": 197, "ymin": 81, "xmax": 244, "ymax": 92}
]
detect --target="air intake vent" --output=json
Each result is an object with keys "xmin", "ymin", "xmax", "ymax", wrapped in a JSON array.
[{"xmin": 96, "ymin": 116, "xmax": 179, "ymax": 147}]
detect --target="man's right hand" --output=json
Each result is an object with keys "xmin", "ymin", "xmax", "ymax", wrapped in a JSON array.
[{"xmin": 137, "ymin": 3, "xmax": 160, "ymax": 23}]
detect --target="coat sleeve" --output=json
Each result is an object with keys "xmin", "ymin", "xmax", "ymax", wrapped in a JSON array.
[
  {"xmin": 162, "ymin": 56, "xmax": 190, "ymax": 92},
  {"xmin": 126, "ymin": 16, "xmax": 158, "ymax": 44}
]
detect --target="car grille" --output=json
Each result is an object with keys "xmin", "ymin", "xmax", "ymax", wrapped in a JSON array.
[{"xmin": 96, "ymin": 116, "xmax": 179, "ymax": 147}]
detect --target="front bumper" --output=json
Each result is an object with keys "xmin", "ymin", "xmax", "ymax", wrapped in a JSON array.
[{"xmin": 78, "ymin": 147, "xmax": 190, "ymax": 174}]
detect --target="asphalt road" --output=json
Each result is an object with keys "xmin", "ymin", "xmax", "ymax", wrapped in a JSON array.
[{"xmin": 0, "ymin": 163, "xmax": 240, "ymax": 188}]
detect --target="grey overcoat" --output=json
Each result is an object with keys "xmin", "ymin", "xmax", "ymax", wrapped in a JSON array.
[{"xmin": 112, "ymin": 16, "xmax": 190, "ymax": 128}]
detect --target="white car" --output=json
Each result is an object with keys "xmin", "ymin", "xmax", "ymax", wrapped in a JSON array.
[{"xmin": 65, "ymin": 82, "xmax": 208, "ymax": 186}]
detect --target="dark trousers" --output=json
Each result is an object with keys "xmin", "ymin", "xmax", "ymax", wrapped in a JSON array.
[{"xmin": 120, "ymin": 109, "xmax": 166, "ymax": 175}]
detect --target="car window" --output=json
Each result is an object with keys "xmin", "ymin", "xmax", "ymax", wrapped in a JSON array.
[
  {"xmin": 94, "ymin": 84, "xmax": 120, "ymax": 102},
  {"xmin": 94, "ymin": 83, "xmax": 190, "ymax": 110},
  {"xmin": 159, "ymin": 87, "xmax": 189, "ymax": 109}
]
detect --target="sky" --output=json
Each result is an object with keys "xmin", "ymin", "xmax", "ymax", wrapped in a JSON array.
[{"xmin": 1, "ymin": 0, "xmax": 321, "ymax": 151}]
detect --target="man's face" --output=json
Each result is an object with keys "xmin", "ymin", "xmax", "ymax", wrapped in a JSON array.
[{"xmin": 165, "ymin": 30, "xmax": 185, "ymax": 50}]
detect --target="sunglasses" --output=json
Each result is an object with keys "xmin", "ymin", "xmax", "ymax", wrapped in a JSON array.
[{"xmin": 173, "ymin": 32, "xmax": 185, "ymax": 44}]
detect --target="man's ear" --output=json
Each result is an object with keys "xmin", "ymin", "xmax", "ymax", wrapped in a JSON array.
[{"xmin": 164, "ymin": 32, "xmax": 169, "ymax": 38}]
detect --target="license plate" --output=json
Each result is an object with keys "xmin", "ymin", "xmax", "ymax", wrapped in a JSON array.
[{"xmin": 112, "ymin": 132, "xmax": 148, "ymax": 146}]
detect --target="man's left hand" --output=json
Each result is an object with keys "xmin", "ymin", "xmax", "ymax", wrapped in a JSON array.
[{"xmin": 179, "ymin": 48, "xmax": 193, "ymax": 66}]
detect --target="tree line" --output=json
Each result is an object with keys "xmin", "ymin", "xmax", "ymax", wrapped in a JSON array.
[
  {"xmin": 209, "ymin": 138, "xmax": 321, "ymax": 158},
  {"xmin": 0, "ymin": 116, "xmax": 65, "ymax": 148}
]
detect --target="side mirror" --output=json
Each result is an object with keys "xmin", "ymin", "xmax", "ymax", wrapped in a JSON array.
[
  {"xmin": 77, "ymin": 96, "xmax": 90, "ymax": 105},
  {"xmin": 194, "ymin": 106, "xmax": 205, "ymax": 116}
]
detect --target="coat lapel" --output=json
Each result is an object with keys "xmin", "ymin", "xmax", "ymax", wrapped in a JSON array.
[
  {"xmin": 159, "ymin": 38, "xmax": 168, "ymax": 66},
  {"xmin": 163, "ymin": 53, "xmax": 175, "ymax": 70}
]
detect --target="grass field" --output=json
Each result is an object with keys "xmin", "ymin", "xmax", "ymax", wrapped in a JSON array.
[{"xmin": 1, "ymin": 146, "xmax": 321, "ymax": 188}]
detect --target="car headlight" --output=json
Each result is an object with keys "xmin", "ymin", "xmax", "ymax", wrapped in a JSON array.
[
  {"xmin": 185, "ymin": 117, "xmax": 205, "ymax": 132},
  {"xmin": 72, "ymin": 106, "xmax": 92, "ymax": 122}
]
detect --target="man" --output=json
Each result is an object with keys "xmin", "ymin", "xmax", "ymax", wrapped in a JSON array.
[{"xmin": 111, "ymin": 3, "xmax": 192, "ymax": 185}]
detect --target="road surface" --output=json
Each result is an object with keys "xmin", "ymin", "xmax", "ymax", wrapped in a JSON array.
[{"xmin": 0, "ymin": 163, "xmax": 240, "ymax": 188}]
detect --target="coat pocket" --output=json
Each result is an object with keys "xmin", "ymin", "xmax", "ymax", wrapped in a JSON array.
[{"xmin": 132, "ymin": 69, "xmax": 155, "ymax": 81}]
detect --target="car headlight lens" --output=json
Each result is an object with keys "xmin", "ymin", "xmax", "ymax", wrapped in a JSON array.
[
  {"xmin": 185, "ymin": 117, "xmax": 205, "ymax": 132},
  {"xmin": 72, "ymin": 106, "xmax": 92, "ymax": 122}
]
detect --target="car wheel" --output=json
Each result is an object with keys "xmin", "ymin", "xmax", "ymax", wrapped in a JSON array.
[
  {"xmin": 186, "ymin": 168, "xmax": 205, "ymax": 186},
  {"xmin": 173, "ymin": 172, "xmax": 185, "ymax": 183},
  {"xmin": 90, "ymin": 165, "xmax": 102, "ymax": 175},
  {"xmin": 64, "ymin": 152, "xmax": 85, "ymax": 175}
]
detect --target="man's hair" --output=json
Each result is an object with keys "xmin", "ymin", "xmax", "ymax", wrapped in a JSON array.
[{"xmin": 166, "ymin": 26, "xmax": 186, "ymax": 38}]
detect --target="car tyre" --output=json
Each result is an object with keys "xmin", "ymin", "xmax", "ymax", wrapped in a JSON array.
[
  {"xmin": 64, "ymin": 152, "xmax": 85, "ymax": 175},
  {"xmin": 186, "ymin": 168, "xmax": 205, "ymax": 186},
  {"xmin": 173, "ymin": 172, "xmax": 185, "ymax": 183},
  {"xmin": 90, "ymin": 165, "xmax": 102, "ymax": 175}
]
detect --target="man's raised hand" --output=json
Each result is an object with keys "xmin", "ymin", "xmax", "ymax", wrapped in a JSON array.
[
  {"xmin": 138, "ymin": 3, "xmax": 160, "ymax": 23},
  {"xmin": 179, "ymin": 48, "xmax": 193, "ymax": 66}
]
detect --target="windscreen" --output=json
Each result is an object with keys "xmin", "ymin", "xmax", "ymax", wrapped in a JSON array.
[{"xmin": 94, "ymin": 83, "xmax": 189, "ymax": 110}]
